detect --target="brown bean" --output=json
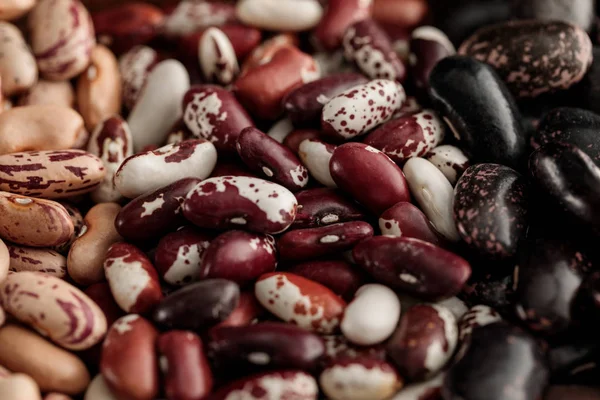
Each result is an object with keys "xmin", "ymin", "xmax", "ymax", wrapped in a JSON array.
[{"xmin": 6, "ymin": 244, "xmax": 67, "ymax": 278}]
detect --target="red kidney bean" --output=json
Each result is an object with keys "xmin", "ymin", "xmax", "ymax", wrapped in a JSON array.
[
  {"xmin": 211, "ymin": 291, "xmax": 264, "ymax": 331},
  {"xmin": 236, "ymin": 127, "xmax": 309, "ymax": 192},
  {"xmin": 298, "ymin": 139, "xmax": 337, "ymax": 188},
  {"xmin": 363, "ymin": 109, "xmax": 446, "ymax": 163},
  {"xmin": 118, "ymin": 45, "xmax": 159, "ymax": 110},
  {"xmin": 200, "ymin": 230, "xmax": 276, "ymax": 286},
  {"xmin": 209, "ymin": 322, "xmax": 325, "ymax": 373},
  {"xmin": 92, "ymin": 3, "xmax": 164, "ymax": 55},
  {"xmin": 153, "ymin": 279, "xmax": 240, "ymax": 332},
  {"xmin": 321, "ymin": 335, "xmax": 387, "ymax": 366},
  {"xmin": 84, "ymin": 282, "xmax": 125, "ymax": 328},
  {"xmin": 100, "ymin": 315, "xmax": 159, "ymax": 400},
  {"xmin": 162, "ymin": 0, "xmax": 237, "ymax": 37},
  {"xmin": 210, "ymin": 157, "xmax": 256, "ymax": 178},
  {"xmin": 278, "ymin": 221, "xmax": 374, "ymax": 261},
  {"xmin": 379, "ymin": 202, "xmax": 440, "ymax": 245},
  {"xmin": 425, "ymin": 144, "xmax": 470, "ymax": 186},
  {"xmin": 458, "ymin": 305, "xmax": 502, "ymax": 345},
  {"xmin": 283, "ymin": 129, "xmax": 321, "ymax": 154},
  {"xmin": 205, "ymin": 370, "xmax": 318, "ymax": 400},
  {"xmin": 240, "ymin": 34, "xmax": 298, "ymax": 74},
  {"xmin": 157, "ymin": 330, "xmax": 213, "ymax": 400},
  {"xmin": 233, "ymin": 46, "xmax": 319, "ymax": 121},
  {"xmin": 115, "ymin": 177, "xmax": 201, "ymax": 242},
  {"xmin": 313, "ymin": 0, "xmax": 373, "ymax": 50},
  {"xmin": 353, "ymin": 236, "xmax": 471, "ymax": 301},
  {"xmin": 154, "ymin": 227, "xmax": 213, "ymax": 286},
  {"xmin": 330, "ymin": 142, "xmax": 411, "ymax": 214},
  {"xmin": 199, "ymin": 27, "xmax": 239, "ymax": 86},
  {"xmin": 387, "ymin": 304, "xmax": 458, "ymax": 381},
  {"xmin": 103, "ymin": 242, "xmax": 163, "ymax": 314},
  {"xmin": 255, "ymin": 272, "xmax": 346, "ymax": 334},
  {"xmin": 319, "ymin": 358, "xmax": 403, "ymax": 400},
  {"xmin": 287, "ymin": 259, "xmax": 366, "ymax": 301},
  {"xmin": 183, "ymin": 176, "xmax": 298, "ymax": 234},
  {"xmin": 182, "ymin": 85, "xmax": 254, "ymax": 153},
  {"xmin": 282, "ymin": 73, "xmax": 369, "ymax": 127},
  {"xmin": 293, "ymin": 188, "xmax": 366, "ymax": 229},
  {"xmin": 342, "ymin": 19, "xmax": 407, "ymax": 82}
]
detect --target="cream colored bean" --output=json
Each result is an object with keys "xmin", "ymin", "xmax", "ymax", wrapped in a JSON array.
[
  {"xmin": 6, "ymin": 244, "xmax": 67, "ymax": 278},
  {"xmin": 44, "ymin": 394, "xmax": 74, "ymax": 400},
  {"xmin": 0, "ymin": 105, "xmax": 86, "ymax": 155},
  {"xmin": 0, "ymin": 238, "xmax": 8, "ymax": 283},
  {"xmin": 68, "ymin": 203, "xmax": 122, "ymax": 286},
  {"xmin": 77, "ymin": 45, "xmax": 122, "ymax": 130},
  {"xmin": 0, "ymin": 373, "xmax": 41, "ymax": 400},
  {"xmin": 18, "ymin": 80, "xmax": 75, "ymax": 108},
  {"xmin": 0, "ymin": 324, "xmax": 90, "ymax": 394},
  {"xmin": 28, "ymin": 0, "xmax": 95, "ymax": 80},
  {"xmin": 0, "ymin": 0, "xmax": 35, "ymax": 21},
  {"xmin": 84, "ymin": 375, "xmax": 118, "ymax": 400},
  {"xmin": 0, "ymin": 22, "xmax": 37, "ymax": 96},
  {"xmin": 0, "ymin": 192, "xmax": 74, "ymax": 247},
  {"xmin": 0, "ymin": 272, "xmax": 107, "ymax": 350}
]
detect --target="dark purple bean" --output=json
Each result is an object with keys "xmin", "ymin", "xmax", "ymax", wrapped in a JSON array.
[
  {"xmin": 115, "ymin": 177, "xmax": 202, "ymax": 242},
  {"xmin": 236, "ymin": 127, "xmax": 309, "ymax": 191},
  {"xmin": 208, "ymin": 322, "xmax": 325, "ymax": 372},
  {"xmin": 200, "ymin": 230, "xmax": 277, "ymax": 286},
  {"xmin": 293, "ymin": 188, "xmax": 366, "ymax": 229},
  {"xmin": 278, "ymin": 221, "xmax": 374, "ymax": 262},
  {"xmin": 353, "ymin": 236, "xmax": 471, "ymax": 301},
  {"xmin": 153, "ymin": 279, "xmax": 240, "ymax": 331},
  {"xmin": 379, "ymin": 202, "xmax": 440, "ymax": 245},
  {"xmin": 282, "ymin": 73, "xmax": 369, "ymax": 127}
]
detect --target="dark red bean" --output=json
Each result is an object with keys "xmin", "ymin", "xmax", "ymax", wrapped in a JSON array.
[
  {"xmin": 278, "ymin": 221, "xmax": 373, "ymax": 261},
  {"xmin": 115, "ymin": 177, "xmax": 201, "ymax": 242},
  {"xmin": 313, "ymin": 0, "xmax": 373, "ymax": 50},
  {"xmin": 353, "ymin": 236, "xmax": 471, "ymax": 301},
  {"xmin": 200, "ymin": 230, "xmax": 277, "ymax": 286},
  {"xmin": 84, "ymin": 282, "xmax": 125, "ymax": 328},
  {"xmin": 153, "ymin": 279, "xmax": 240, "ymax": 332},
  {"xmin": 330, "ymin": 142, "xmax": 411, "ymax": 214},
  {"xmin": 282, "ymin": 73, "xmax": 369, "ymax": 127},
  {"xmin": 236, "ymin": 127, "xmax": 310, "ymax": 192},
  {"xmin": 157, "ymin": 331, "xmax": 213, "ymax": 400},
  {"xmin": 379, "ymin": 202, "xmax": 440, "ymax": 245},
  {"xmin": 293, "ymin": 188, "xmax": 366, "ymax": 230},
  {"xmin": 211, "ymin": 291, "xmax": 264, "ymax": 332},
  {"xmin": 210, "ymin": 157, "xmax": 257, "ymax": 178},
  {"xmin": 209, "ymin": 322, "xmax": 325, "ymax": 373}
]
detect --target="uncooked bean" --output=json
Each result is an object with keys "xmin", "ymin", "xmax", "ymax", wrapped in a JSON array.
[
  {"xmin": 6, "ymin": 244, "xmax": 67, "ymax": 278},
  {"xmin": 0, "ymin": 0, "xmax": 35, "ymax": 21},
  {"xmin": 0, "ymin": 373, "xmax": 41, "ymax": 400},
  {"xmin": 0, "ymin": 21, "xmax": 37, "ymax": 96},
  {"xmin": 18, "ymin": 80, "xmax": 75, "ymax": 108},
  {"xmin": 0, "ymin": 238, "xmax": 8, "ymax": 283}
]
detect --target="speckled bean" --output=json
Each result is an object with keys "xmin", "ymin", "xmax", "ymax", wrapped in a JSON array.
[
  {"xmin": 199, "ymin": 27, "xmax": 239, "ymax": 85},
  {"xmin": 293, "ymin": 188, "xmax": 366, "ymax": 229},
  {"xmin": 0, "ymin": 271, "xmax": 106, "ymax": 350},
  {"xmin": 391, "ymin": 372, "xmax": 444, "ymax": 400},
  {"xmin": 313, "ymin": 0, "xmax": 373, "ymax": 50},
  {"xmin": 236, "ymin": 0, "xmax": 323, "ymax": 31},
  {"xmin": 425, "ymin": 145, "xmax": 469, "ymax": 186},
  {"xmin": 7, "ymin": 244, "xmax": 66, "ymax": 278},
  {"xmin": 162, "ymin": 0, "xmax": 237, "ymax": 37},
  {"xmin": 0, "ymin": 22, "xmax": 37, "ymax": 96},
  {"xmin": 18, "ymin": 80, "xmax": 75, "ymax": 108},
  {"xmin": 458, "ymin": 305, "xmax": 502, "ymax": 345},
  {"xmin": 51, "ymin": 202, "xmax": 84, "ymax": 254},
  {"xmin": 0, "ymin": 373, "xmax": 41, "ymax": 400},
  {"xmin": 118, "ymin": 45, "xmax": 158, "ymax": 110},
  {"xmin": 379, "ymin": 202, "xmax": 440, "ymax": 245},
  {"xmin": 283, "ymin": 129, "xmax": 321, "ymax": 154},
  {"xmin": 298, "ymin": 139, "xmax": 337, "ymax": 188}
]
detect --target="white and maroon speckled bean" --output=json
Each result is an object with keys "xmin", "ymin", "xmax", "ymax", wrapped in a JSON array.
[
  {"xmin": 0, "ymin": 271, "xmax": 107, "ymax": 350},
  {"xmin": 199, "ymin": 27, "xmax": 239, "ymax": 85},
  {"xmin": 313, "ymin": 0, "xmax": 373, "ymax": 50},
  {"xmin": 321, "ymin": 79, "xmax": 405, "ymax": 140},
  {"xmin": 7, "ymin": 244, "xmax": 67, "ymax": 278},
  {"xmin": 114, "ymin": 139, "xmax": 217, "ymax": 198},
  {"xmin": 118, "ymin": 45, "xmax": 158, "ymax": 110},
  {"xmin": 163, "ymin": 1, "xmax": 236, "ymax": 37},
  {"xmin": 28, "ymin": 0, "xmax": 96, "ymax": 80},
  {"xmin": 425, "ymin": 145, "xmax": 470, "ymax": 186},
  {"xmin": 298, "ymin": 138, "xmax": 337, "ymax": 188},
  {"xmin": 209, "ymin": 370, "xmax": 318, "ymax": 400},
  {"xmin": 403, "ymin": 157, "xmax": 459, "ymax": 242},
  {"xmin": 0, "ymin": 22, "xmax": 37, "ymax": 96},
  {"xmin": 183, "ymin": 176, "xmax": 297, "ymax": 234},
  {"xmin": 391, "ymin": 372, "xmax": 445, "ymax": 400},
  {"xmin": 236, "ymin": 0, "xmax": 323, "ymax": 31},
  {"xmin": 127, "ymin": 59, "xmax": 190, "ymax": 152}
]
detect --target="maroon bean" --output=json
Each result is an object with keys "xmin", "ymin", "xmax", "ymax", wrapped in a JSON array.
[
  {"xmin": 157, "ymin": 330, "xmax": 213, "ymax": 400},
  {"xmin": 115, "ymin": 177, "xmax": 201, "ymax": 242},
  {"xmin": 313, "ymin": 0, "xmax": 373, "ymax": 50},
  {"xmin": 363, "ymin": 110, "xmax": 446, "ymax": 164},
  {"xmin": 209, "ymin": 322, "xmax": 325, "ymax": 373},
  {"xmin": 283, "ymin": 129, "xmax": 321, "ymax": 154},
  {"xmin": 154, "ymin": 227, "xmax": 213, "ymax": 286},
  {"xmin": 278, "ymin": 221, "xmax": 374, "ymax": 261},
  {"xmin": 353, "ymin": 236, "xmax": 471, "ymax": 301},
  {"xmin": 287, "ymin": 259, "xmax": 367, "ymax": 301},
  {"xmin": 200, "ymin": 230, "xmax": 277, "ymax": 286},
  {"xmin": 182, "ymin": 85, "xmax": 254, "ymax": 153},
  {"xmin": 342, "ymin": 19, "xmax": 407, "ymax": 82},
  {"xmin": 183, "ymin": 176, "xmax": 297, "ymax": 234},
  {"xmin": 236, "ymin": 127, "xmax": 310, "ymax": 191},
  {"xmin": 84, "ymin": 282, "xmax": 124, "ymax": 328},
  {"xmin": 379, "ymin": 202, "xmax": 440, "ymax": 245},
  {"xmin": 211, "ymin": 291, "xmax": 264, "ymax": 332},
  {"xmin": 282, "ymin": 73, "xmax": 369, "ymax": 127},
  {"xmin": 329, "ymin": 143, "xmax": 411, "ymax": 214},
  {"xmin": 210, "ymin": 157, "xmax": 256, "ymax": 178},
  {"xmin": 153, "ymin": 279, "xmax": 240, "ymax": 332},
  {"xmin": 321, "ymin": 335, "xmax": 387, "ymax": 366},
  {"xmin": 387, "ymin": 304, "xmax": 458, "ymax": 381},
  {"xmin": 294, "ymin": 188, "xmax": 366, "ymax": 229}
]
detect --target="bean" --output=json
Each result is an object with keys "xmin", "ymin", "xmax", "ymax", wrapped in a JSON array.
[
  {"xmin": 7, "ymin": 244, "xmax": 66, "ymax": 278},
  {"xmin": 84, "ymin": 375, "xmax": 117, "ymax": 400},
  {"xmin": 298, "ymin": 138, "xmax": 337, "ymax": 188},
  {"xmin": 0, "ymin": 373, "xmax": 42, "ymax": 400},
  {"xmin": 425, "ymin": 145, "xmax": 469, "ymax": 186},
  {"xmin": 458, "ymin": 305, "xmax": 502, "ymax": 345},
  {"xmin": 18, "ymin": 80, "xmax": 75, "ymax": 108},
  {"xmin": 0, "ymin": 22, "xmax": 37, "ymax": 96},
  {"xmin": 372, "ymin": 0, "xmax": 428, "ymax": 28},
  {"xmin": 267, "ymin": 118, "xmax": 294, "ymax": 143},
  {"xmin": 236, "ymin": 0, "xmax": 323, "ymax": 32},
  {"xmin": 84, "ymin": 282, "xmax": 124, "ymax": 328},
  {"xmin": 240, "ymin": 33, "xmax": 298, "ymax": 73},
  {"xmin": 391, "ymin": 373, "xmax": 444, "ymax": 400},
  {"xmin": 0, "ymin": 238, "xmax": 8, "ymax": 283},
  {"xmin": 211, "ymin": 290, "xmax": 264, "ymax": 331},
  {"xmin": 283, "ymin": 129, "xmax": 320, "ymax": 154},
  {"xmin": 50, "ymin": 202, "xmax": 84, "ymax": 254},
  {"xmin": 0, "ymin": 0, "xmax": 35, "ymax": 21},
  {"xmin": 379, "ymin": 201, "xmax": 440, "ymax": 245},
  {"xmin": 199, "ymin": 27, "xmax": 239, "ymax": 86},
  {"xmin": 118, "ymin": 45, "xmax": 158, "ymax": 110},
  {"xmin": 321, "ymin": 335, "xmax": 387, "ymax": 366},
  {"xmin": 293, "ymin": 188, "xmax": 366, "ymax": 229},
  {"xmin": 162, "ymin": 1, "xmax": 237, "ymax": 37},
  {"xmin": 313, "ymin": 0, "xmax": 373, "ymax": 50}
]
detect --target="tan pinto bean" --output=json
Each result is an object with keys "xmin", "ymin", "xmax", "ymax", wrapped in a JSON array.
[
  {"xmin": 0, "ymin": 0, "xmax": 35, "ymax": 21},
  {"xmin": 0, "ymin": 22, "xmax": 37, "ymax": 96},
  {"xmin": 0, "ymin": 272, "xmax": 107, "ymax": 350},
  {"xmin": 18, "ymin": 80, "xmax": 76, "ymax": 108},
  {"xmin": 6, "ymin": 244, "xmax": 67, "ymax": 278},
  {"xmin": 0, "ymin": 238, "xmax": 8, "ymax": 283},
  {"xmin": 77, "ymin": 45, "xmax": 122, "ymax": 130},
  {"xmin": 0, "ymin": 373, "xmax": 42, "ymax": 400},
  {"xmin": 0, "ymin": 192, "xmax": 74, "ymax": 247},
  {"xmin": 0, "ymin": 324, "xmax": 90, "ymax": 394},
  {"xmin": 0, "ymin": 105, "xmax": 87, "ymax": 155},
  {"xmin": 68, "ymin": 203, "xmax": 122, "ymax": 286}
]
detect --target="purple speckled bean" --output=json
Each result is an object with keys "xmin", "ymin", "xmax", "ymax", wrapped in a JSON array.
[
  {"xmin": 293, "ymin": 188, "xmax": 366, "ymax": 229},
  {"xmin": 7, "ymin": 244, "xmax": 67, "ymax": 278},
  {"xmin": 118, "ymin": 45, "xmax": 159, "ymax": 110},
  {"xmin": 0, "ymin": 271, "xmax": 106, "ymax": 350}
]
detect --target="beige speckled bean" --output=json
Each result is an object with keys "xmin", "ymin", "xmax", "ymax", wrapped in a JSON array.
[
  {"xmin": 18, "ymin": 80, "xmax": 75, "ymax": 108},
  {"xmin": 0, "ymin": 192, "xmax": 74, "ymax": 247},
  {"xmin": 0, "ymin": 105, "xmax": 87, "ymax": 155},
  {"xmin": 0, "ymin": 238, "xmax": 8, "ymax": 283},
  {"xmin": 0, "ymin": 324, "xmax": 90, "ymax": 394},
  {"xmin": 77, "ymin": 45, "xmax": 122, "ymax": 131},
  {"xmin": 0, "ymin": 373, "xmax": 41, "ymax": 400},
  {"xmin": 0, "ymin": 0, "xmax": 35, "ymax": 21},
  {"xmin": 0, "ymin": 272, "xmax": 107, "ymax": 350},
  {"xmin": 0, "ymin": 22, "xmax": 37, "ymax": 96},
  {"xmin": 68, "ymin": 203, "xmax": 122, "ymax": 286},
  {"xmin": 6, "ymin": 244, "xmax": 67, "ymax": 278}
]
